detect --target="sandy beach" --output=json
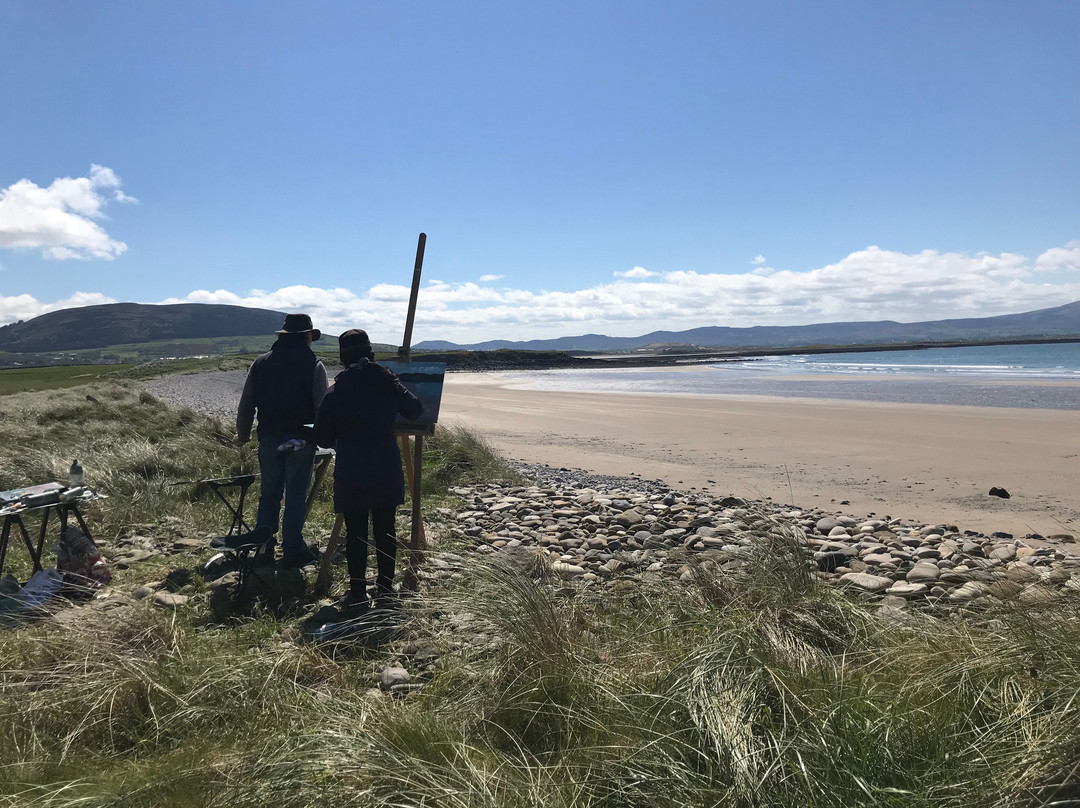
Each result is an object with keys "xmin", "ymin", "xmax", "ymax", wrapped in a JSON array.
[{"xmin": 441, "ymin": 370, "xmax": 1080, "ymax": 539}]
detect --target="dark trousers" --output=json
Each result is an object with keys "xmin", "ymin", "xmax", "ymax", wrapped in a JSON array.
[{"xmin": 343, "ymin": 508, "xmax": 397, "ymax": 599}]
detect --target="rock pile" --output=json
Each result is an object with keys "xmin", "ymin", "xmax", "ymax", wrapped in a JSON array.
[{"xmin": 444, "ymin": 474, "xmax": 1080, "ymax": 612}]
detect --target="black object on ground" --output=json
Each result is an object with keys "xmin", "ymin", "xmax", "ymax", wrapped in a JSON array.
[{"xmin": 209, "ymin": 526, "xmax": 274, "ymax": 601}]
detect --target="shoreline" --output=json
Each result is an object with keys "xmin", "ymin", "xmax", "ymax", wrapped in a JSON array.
[
  {"xmin": 441, "ymin": 372, "xmax": 1080, "ymax": 540},
  {"xmin": 481, "ymin": 363, "xmax": 1080, "ymax": 410}
]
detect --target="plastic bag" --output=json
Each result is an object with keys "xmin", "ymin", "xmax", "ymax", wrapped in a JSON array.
[{"xmin": 17, "ymin": 568, "xmax": 63, "ymax": 607}]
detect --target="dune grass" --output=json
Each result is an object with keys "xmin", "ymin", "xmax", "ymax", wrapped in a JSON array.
[
  {"xmin": 423, "ymin": 423, "xmax": 525, "ymax": 494},
  {"xmin": 0, "ymin": 383, "xmax": 1078, "ymax": 806}
]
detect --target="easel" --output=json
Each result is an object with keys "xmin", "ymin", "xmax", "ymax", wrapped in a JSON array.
[{"xmin": 315, "ymin": 234, "xmax": 430, "ymax": 595}]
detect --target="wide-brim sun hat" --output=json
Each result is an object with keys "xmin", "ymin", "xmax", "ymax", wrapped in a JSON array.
[{"xmin": 276, "ymin": 313, "xmax": 321, "ymax": 341}]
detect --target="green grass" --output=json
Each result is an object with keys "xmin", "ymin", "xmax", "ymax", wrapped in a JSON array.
[
  {"xmin": 0, "ymin": 364, "xmax": 139, "ymax": 395},
  {"xmin": 0, "ymin": 383, "xmax": 1079, "ymax": 806},
  {"xmin": 423, "ymin": 423, "xmax": 526, "ymax": 494}
]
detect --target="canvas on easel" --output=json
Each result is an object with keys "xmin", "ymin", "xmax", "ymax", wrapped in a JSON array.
[{"xmin": 385, "ymin": 360, "xmax": 445, "ymax": 435}]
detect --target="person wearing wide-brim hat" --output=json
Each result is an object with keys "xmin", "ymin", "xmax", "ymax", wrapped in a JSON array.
[
  {"xmin": 313, "ymin": 329, "xmax": 422, "ymax": 607},
  {"xmin": 235, "ymin": 313, "xmax": 328, "ymax": 567}
]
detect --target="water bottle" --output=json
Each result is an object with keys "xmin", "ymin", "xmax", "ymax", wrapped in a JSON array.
[{"xmin": 69, "ymin": 460, "xmax": 84, "ymax": 488}]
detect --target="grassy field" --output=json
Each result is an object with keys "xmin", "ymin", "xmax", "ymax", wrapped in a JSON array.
[
  {"xmin": 0, "ymin": 364, "xmax": 139, "ymax": 395},
  {"xmin": 0, "ymin": 383, "xmax": 1078, "ymax": 806}
]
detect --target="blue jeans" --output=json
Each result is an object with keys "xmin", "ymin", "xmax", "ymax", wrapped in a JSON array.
[{"xmin": 256, "ymin": 436, "xmax": 316, "ymax": 559}]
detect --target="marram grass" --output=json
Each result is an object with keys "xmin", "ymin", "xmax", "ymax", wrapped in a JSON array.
[{"xmin": 0, "ymin": 382, "xmax": 1078, "ymax": 806}]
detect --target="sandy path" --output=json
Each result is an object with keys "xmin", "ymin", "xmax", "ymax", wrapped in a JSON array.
[{"xmin": 441, "ymin": 374, "xmax": 1080, "ymax": 539}]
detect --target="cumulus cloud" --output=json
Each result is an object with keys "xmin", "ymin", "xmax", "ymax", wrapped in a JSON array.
[
  {"xmin": 153, "ymin": 243, "xmax": 1080, "ymax": 342},
  {"xmin": 0, "ymin": 165, "xmax": 133, "ymax": 260},
  {"xmin": 0, "ymin": 291, "xmax": 116, "ymax": 325},
  {"xmin": 4, "ymin": 241, "xmax": 1080, "ymax": 343},
  {"xmin": 1035, "ymin": 241, "xmax": 1080, "ymax": 273},
  {"xmin": 615, "ymin": 266, "xmax": 657, "ymax": 278},
  {"xmin": 478, "ymin": 274, "xmax": 503, "ymax": 282},
  {"xmin": 752, "ymin": 254, "xmax": 766, "ymax": 265}
]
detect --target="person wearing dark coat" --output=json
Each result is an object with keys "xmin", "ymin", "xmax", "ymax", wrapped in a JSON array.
[
  {"xmin": 313, "ymin": 329, "xmax": 423, "ymax": 606},
  {"xmin": 235, "ymin": 313, "xmax": 328, "ymax": 567}
]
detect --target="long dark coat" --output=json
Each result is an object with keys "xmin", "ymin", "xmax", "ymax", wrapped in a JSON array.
[{"xmin": 313, "ymin": 359, "xmax": 423, "ymax": 512}]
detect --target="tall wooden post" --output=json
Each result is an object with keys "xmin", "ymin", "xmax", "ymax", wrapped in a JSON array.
[
  {"xmin": 400, "ymin": 233, "xmax": 427, "ymax": 580},
  {"xmin": 399, "ymin": 233, "xmax": 426, "ymax": 363}
]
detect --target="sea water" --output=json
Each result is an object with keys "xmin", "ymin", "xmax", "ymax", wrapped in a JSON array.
[
  {"xmin": 493, "ymin": 342, "xmax": 1080, "ymax": 409},
  {"xmin": 724, "ymin": 342, "xmax": 1080, "ymax": 380}
]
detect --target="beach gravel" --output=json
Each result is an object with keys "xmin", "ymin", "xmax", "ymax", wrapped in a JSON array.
[
  {"xmin": 144, "ymin": 370, "xmax": 249, "ymax": 426},
  {"xmin": 435, "ymin": 465, "xmax": 1080, "ymax": 615}
]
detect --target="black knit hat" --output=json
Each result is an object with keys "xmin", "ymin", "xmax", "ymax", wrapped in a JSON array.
[{"xmin": 276, "ymin": 313, "xmax": 321, "ymax": 341}]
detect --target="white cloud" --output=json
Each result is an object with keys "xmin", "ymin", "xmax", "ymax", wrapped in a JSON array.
[
  {"xmin": 752, "ymin": 254, "xmax": 766, "ymax": 265},
  {"xmin": 615, "ymin": 266, "xmax": 657, "ymax": 278},
  {"xmin": 0, "ymin": 291, "xmax": 116, "ymax": 325},
  {"xmin": 3, "ymin": 241, "xmax": 1080, "ymax": 344},
  {"xmin": 0, "ymin": 165, "xmax": 132, "ymax": 260},
  {"xmin": 154, "ymin": 243, "xmax": 1080, "ymax": 342},
  {"xmin": 478, "ymin": 274, "xmax": 503, "ymax": 282},
  {"xmin": 1035, "ymin": 241, "xmax": 1080, "ymax": 273}
]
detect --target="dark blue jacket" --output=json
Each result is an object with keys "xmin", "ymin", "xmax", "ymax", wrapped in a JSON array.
[
  {"xmin": 236, "ymin": 337, "xmax": 327, "ymax": 441},
  {"xmin": 313, "ymin": 359, "xmax": 423, "ymax": 511}
]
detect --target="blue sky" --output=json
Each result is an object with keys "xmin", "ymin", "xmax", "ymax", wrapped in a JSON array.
[{"xmin": 1, "ymin": 0, "xmax": 1077, "ymax": 343}]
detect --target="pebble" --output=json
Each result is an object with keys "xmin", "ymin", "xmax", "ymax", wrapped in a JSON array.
[
  {"xmin": 886, "ymin": 582, "xmax": 929, "ymax": 598},
  {"xmin": 906, "ymin": 561, "xmax": 941, "ymax": 583},
  {"xmin": 379, "ymin": 667, "xmax": 411, "ymax": 691},
  {"xmin": 840, "ymin": 573, "xmax": 894, "ymax": 593},
  {"xmin": 132, "ymin": 583, "xmax": 161, "ymax": 599},
  {"xmin": 152, "ymin": 592, "xmax": 189, "ymax": 608}
]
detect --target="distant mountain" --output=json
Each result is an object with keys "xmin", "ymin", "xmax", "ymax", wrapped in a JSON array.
[
  {"xmin": 415, "ymin": 301, "xmax": 1080, "ymax": 352},
  {"xmin": 0, "ymin": 303, "xmax": 290, "ymax": 353}
]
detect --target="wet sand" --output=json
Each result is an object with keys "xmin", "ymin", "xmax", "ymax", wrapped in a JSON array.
[{"xmin": 441, "ymin": 372, "xmax": 1080, "ymax": 539}]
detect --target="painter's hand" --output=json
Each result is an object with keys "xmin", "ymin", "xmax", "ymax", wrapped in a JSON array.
[{"xmin": 232, "ymin": 434, "xmax": 248, "ymax": 447}]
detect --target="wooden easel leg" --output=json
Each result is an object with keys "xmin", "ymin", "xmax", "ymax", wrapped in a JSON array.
[
  {"xmin": 400, "ymin": 434, "xmax": 427, "ymax": 549},
  {"xmin": 400, "ymin": 434, "xmax": 414, "ymax": 490},
  {"xmin": 305, "ymin": 452, "xmax": 332, "ymax": 520},
  {"xmin": 411, "ymin": 435, "xmax": 425, "ymax": 564},
  {"xmin": 397, "ymin": 434, "xmax": 427, "ymax": 592},
  {"xmin": 314, "ymin": 513, "xmax": 344, "ymax": 596}
]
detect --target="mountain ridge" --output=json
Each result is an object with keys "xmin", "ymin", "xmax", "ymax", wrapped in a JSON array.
[
  {"xmin": 1, "ymin": 300, "xmax": 1078, "ymax": 357},
  {"xmin": 414, "ymin": 300, "xmax": 1080, "ymax": 351}
]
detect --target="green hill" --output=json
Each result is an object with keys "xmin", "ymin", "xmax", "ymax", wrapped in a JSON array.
[{"xmin": 0, "ymin": 302, "xmax": 288, "ymax": 353}]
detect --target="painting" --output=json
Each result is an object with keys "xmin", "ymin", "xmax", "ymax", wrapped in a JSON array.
[{"xmin": 382, "ymin": 361, "xmax": 446, "ymax": 432}]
